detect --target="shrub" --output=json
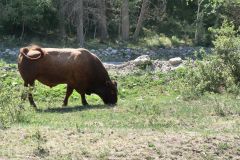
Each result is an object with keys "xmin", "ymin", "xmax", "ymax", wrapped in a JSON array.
[
  {"xmin": 210, "ymin": 20, "xmax": 240, "ymax": 82},
  {"xmin": 180, "ymin": 54, "xmax": 237, "ymax": 99},
  {"xmin": 142, "ymin": 34, "xmax": 173, "ymax": 48},
  {"xmin": 0, "ymin": 64, "xmax": 29, "ymax": 128},
  {"xmin": 0, "ymin": 84, "xmax": 22, "ymax": 128},
  {"xmin": 177, "ymin": 21, "xmax": 240, "ymax": 99},
  {"xmin": 171, "ymin": 36, "xmax": 185, "ymax": 46}
]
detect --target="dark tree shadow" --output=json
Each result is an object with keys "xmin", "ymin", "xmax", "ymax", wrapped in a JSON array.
[{"xmin": 36, "ymin": 104, "xmax": 115, "ymax": 113}]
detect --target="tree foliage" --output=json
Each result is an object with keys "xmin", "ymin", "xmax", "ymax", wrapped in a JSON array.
[{"xmin": 0, "ymin": 0, "xmax": 240, "ymax": 46}]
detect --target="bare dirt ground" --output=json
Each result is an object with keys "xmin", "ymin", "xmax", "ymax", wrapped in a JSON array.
[{"xmin": 0, "ymin": 127, "xmax": 239, "ymax": 160}]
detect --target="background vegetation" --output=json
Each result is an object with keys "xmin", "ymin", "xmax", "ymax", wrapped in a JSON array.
[
  {"xmin": 1, "ymin": 0, "xmax": 240, "ymax": 47},
  {"xmin": 0, "ymin": 20, "xmax": 239, "ymax": 129},
  {"xmin": 0, "ymin": 0, "xmax": 240, "ymax": 159}
]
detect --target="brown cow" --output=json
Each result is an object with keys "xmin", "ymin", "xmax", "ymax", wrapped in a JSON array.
[{"xmin": 18, "ymin": 46, "xmax": 118, "ymax": 108}]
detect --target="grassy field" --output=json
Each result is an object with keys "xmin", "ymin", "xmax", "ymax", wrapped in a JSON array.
[{"xmin": 0, "ymin": 59, "xmax": 240, "ymax": 159}]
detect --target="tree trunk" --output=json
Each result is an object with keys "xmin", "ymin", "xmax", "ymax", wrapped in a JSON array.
[
  {"xmin": 121, "ymin": 0, "xmax": 129, "ymax": 41},
  {"xmin": 76, "ymin": 0, "xmax": 84, "ymax": 47},
  {"xmin": 133, "ymin": 0, "xmax": 149, "ymax": 39},
  {"xmin": 58, "ymin": 0, "xmax": 66, "ymax": 42},
  {"xmin": 20, "ymin": 1, "xmax": 24, "ymax": 41},
  {"xmin": 194, "ymin": 0, "xmax": 203, "ymax": 45},
  {"xmin": 97, "ymin": 0, "xmax": 108, "ymax": 42},
  {"xmin": 20, "ymin": 21, "xmax": 25, "ymax": 41}
]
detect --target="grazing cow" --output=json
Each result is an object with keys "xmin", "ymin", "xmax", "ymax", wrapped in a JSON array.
[{"xmin": 18, "ymin": 46, "xmax": 118, "ymax": 108}]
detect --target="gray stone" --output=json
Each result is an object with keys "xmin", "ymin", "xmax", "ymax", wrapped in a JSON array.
[
  {"xmin": 9, "ymin": 51, "xmax": 17, "ymax": 55},
  {"xmin": 107, "ymin": 47, "xmax": 112, "ymax": 51},
  {"xmin": 169, "ymin": 57, "xmax": 182, "ymax": 65},
  {"xmin": 126, "ymin": 48, "xmax": 131, "ymax": 52},
  {"xmin": 5, "ymin": 49, "xmax": 10, "ymax": 53},
  {"xmin": 111, "ymin": 49, "xmax": 118, "ymax": 54},
  {"xmin": 133, "ymin": 55, "xmax": 151, "ymax": 66}
]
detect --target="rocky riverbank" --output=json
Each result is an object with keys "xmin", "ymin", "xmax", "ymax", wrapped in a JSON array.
[
  {"xmin": 0, "ymin": 46, "xmax": 210, "ymax": 62},
  {"xmin": 0, "ymin": 46, "xmax": 210, "ymax": 73},
  {"xmin": 91, "ymin": 46, "xmax": 210, "ymax": 61},
  {"xmin": 104, "ymin": 55, "xmax": 184, "ymax": 74}
]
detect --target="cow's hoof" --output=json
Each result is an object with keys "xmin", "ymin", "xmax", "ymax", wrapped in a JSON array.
[{"xmin": 30, "ymin": 103, "xmax": 37, "ymax": 109}]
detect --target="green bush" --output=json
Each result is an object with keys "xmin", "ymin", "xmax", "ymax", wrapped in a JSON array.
[
  {"xmin": 0, "ymin": 63, "xmax": 30, "ymax": 128},
  {"xmin": 210, "ymin": 20, "xmax": 240, "ymax": 82},
  {"xmin": 0, "ymin": 84, "xmax": 22, "ymax": 128},
  {"xmin": 178, "ymin": 21, "xmax": 240, "ymax": 99},
  {"xmin": 142, "ymin": 34, "xmax": 187, "ymax": 48},
  {"xmin": 180, "ymin": 55, "xmax": 237, "ymax": 99}
]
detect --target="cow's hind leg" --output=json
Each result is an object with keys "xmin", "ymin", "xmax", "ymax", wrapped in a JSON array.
[
  {"xmin": 63, "ymin": 85, "xmax": 73, "ymax": 106},
  {"xmin": 80, "ymin": 93, "xmax": 88, "ymax": 106},
  {"xmin": 76, "ymin": 89, "xmax": 89, "ymax": 106}
]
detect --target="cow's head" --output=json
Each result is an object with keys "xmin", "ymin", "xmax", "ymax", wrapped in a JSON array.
[{"xmin": 98, "ymin": 80, "xmax": 118, "ymax": 105}]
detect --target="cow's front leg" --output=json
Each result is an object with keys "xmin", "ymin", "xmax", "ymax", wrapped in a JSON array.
[
  {"xmin": 21, "ymin": 86, "xmax": 28, "ymax": 101},
  {"xmin": 81, "ymin": 93, "xmax": 88, "ymax": 106},
  {"xmin": 28, "ymin": 84, "xmax": 37, "ymax": 108},
  {"xmin": 63, "ymin": 85, "xmax": 73, "ymax": 106},
  {"xmin": 23, "ymin": 81, "xmax": 37, "ymax": 108}
]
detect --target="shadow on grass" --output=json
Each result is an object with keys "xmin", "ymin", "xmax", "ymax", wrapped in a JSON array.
[{"xmin": 36, "ymin": 104, "xmax": 114, "ymax": 113}]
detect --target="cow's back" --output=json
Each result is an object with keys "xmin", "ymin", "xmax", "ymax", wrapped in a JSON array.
[{"xmin": 18, "ymin": 48, "xmax": 109, "ymax": 89}]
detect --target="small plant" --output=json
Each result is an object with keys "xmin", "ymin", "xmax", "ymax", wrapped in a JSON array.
[
  {"xmin": 213, "ymin": 99, "xmax": 226, "ymax": 117},
  {"xmin": 217, "ymin": 142, "xmax": 229, "ymax": 152},
  {"xmin": 98, "ymin": 149, "xmax": 109, "ymax": 160},
  {"xmin": 148, "ymin": 142, "xmax": 155, "ymax": 148},
  {"xmin": 33, "ymin": 130, "xmax": 49, "ymax": 158}
]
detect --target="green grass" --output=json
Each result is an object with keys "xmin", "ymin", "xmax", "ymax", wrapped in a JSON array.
[
  {"xmin": 0, "ymin": 60, "xmax": 240, "ymax": 159},
  {"xmin": 0, "ymin": 60, "xmax": 239, "ymax": 133}
]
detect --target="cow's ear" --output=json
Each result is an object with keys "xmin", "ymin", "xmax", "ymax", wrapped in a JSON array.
[{"xmin": 21, "ymin": 48, "xmax": 29, "ymax": 54}]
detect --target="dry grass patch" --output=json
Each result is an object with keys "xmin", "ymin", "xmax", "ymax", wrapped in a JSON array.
[{"xmin": 0, "ymin": 127, "xmax": 240, "ymax": 159}]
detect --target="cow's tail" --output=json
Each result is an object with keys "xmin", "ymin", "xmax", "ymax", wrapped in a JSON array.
[{"xmin": 20, "ymin": 47, "xmax": 45, "ymax": 60}]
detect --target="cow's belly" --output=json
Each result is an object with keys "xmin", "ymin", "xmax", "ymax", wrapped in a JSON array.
[{"xmin": 37, "ymin": 75, "xmax": 67, "ymax": 87}]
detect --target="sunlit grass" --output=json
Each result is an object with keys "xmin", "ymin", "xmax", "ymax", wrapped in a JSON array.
[
  {"xmin": 0, "ymin": 60, "xmax": 240, "ymax": 159},
  {"xmin": 0, "ymin": 61, "xmax": 239, "ymax": 134}
]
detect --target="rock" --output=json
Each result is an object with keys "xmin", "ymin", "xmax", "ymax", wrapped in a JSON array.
[
  {"xmin": 102, "ymin": 51, "xmax": 109, "ymax": 55},
  {"xmin": 133, "ymin": 55, "xmax": 151, "ymax": 66},
  {"xmin": 169, "ymin": 57, "xmax": 182, "ymax": 65},
  {"xmin": 5, "ymin": 49, "xmax": 10, "ymax": 53},
  {"xmin": 107, "ymin": 47, "xmax": 112, "ymax": 51},
  {"xmin": 90, "ymin": 49, "xmax": 95, "ymax": 53},
  {"xmin": 126, "ymin": 48, "xmax": 131, "ymax": 53},
  {"xmin": 111, "ymin": 49, "xmax": 118, "ymax": 54},
  {"xmin": 9, "ymin": 51, "xmax": 17, "ymax": 55}
]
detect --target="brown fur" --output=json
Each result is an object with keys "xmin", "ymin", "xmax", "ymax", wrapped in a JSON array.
[{"xmin": 18, "ymin": 46, "xmax": 118, "ymax": 108}]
